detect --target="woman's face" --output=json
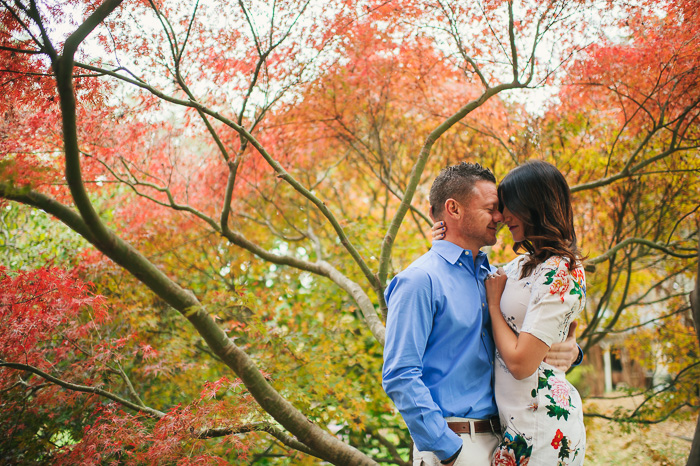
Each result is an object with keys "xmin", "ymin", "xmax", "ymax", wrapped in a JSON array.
[{"xmin": 502, "ymin": 206, "xmax": 526, "ymax": 243}]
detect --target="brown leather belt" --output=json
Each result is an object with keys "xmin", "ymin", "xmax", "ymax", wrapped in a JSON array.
[{"xmin": 447, "ymin": 418, "xmax": 501, "ymax": 435}]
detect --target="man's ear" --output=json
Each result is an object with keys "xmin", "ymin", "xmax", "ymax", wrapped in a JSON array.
[
  {"xmin": 444, "ymin": 198, "xmax": 461, "ymax": 218},
  {"xmin": 429, "ymin": 205, "xmax": 435, "ymax": 222}
]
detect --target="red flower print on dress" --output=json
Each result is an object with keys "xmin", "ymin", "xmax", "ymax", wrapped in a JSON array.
[
  {"xmin": 571, "ymin": 267, "xmax": 585, "ymax": 287},
  {"xmin": 548, "ymin": 256, "xmax": 564, "ymax": 268},
  {"xmin": 492, "ymin": 447, "xmax": 517, "ymax": 466},
  {"xmin": 547, "ymin": 268, "xmax": 570, "ymax": 302},
  {"xmin": 548, "ymin": 376, "xmax": 571, "ymax": 409},
  {"xmin": 551, "ymin": 429, "xmax": 564, "ymax": 449}
]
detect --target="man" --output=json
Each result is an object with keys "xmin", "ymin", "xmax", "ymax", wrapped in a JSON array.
[{"xmin": 382, "ymin": 162, "xmax": 579, "ymax": 465}]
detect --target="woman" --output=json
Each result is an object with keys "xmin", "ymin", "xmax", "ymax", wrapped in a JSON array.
[{"xmin": 434, "ymin": 160, "xmax": 586, "ymax": 465}]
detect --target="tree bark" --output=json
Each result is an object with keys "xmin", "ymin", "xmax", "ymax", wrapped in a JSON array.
[{"xmin": 687, "ymin": 224, "xmax": 700, "ymax": 466}]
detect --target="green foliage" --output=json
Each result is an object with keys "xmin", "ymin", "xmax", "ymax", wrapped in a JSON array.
[
  {"xmin": 0, "ymin": 203, "xmax": 88, "ymax": 270},
  {"xmin": 566, "ymin": 364, "xmax": 596, "ymax": 398},
  {"xmin": 0, "ymin": 0, "xmax": 698, "ymax": 462}
]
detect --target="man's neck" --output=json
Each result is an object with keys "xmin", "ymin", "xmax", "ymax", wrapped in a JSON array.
[{"xmin": 442, "ymin": 235, "xmax": 481, "ymax": 263}]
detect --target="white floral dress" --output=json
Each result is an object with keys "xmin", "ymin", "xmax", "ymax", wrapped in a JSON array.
[{"xmin": 491, "ymin": 255, "xmax": 586, "ymax": 466}]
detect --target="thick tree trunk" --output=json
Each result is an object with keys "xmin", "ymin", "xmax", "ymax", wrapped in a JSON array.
[
  {"xmin": 687, "ymin": 225, "xmax": 700, "ymax": 466},
  {"xmin": 39, "ymin": 2, "xmax": 378, "ymax": 464}
]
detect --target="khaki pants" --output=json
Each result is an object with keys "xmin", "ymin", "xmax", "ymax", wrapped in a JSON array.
[{"xmin": 413, "ymin": 418, "xmax": 501, "ymax": 466}]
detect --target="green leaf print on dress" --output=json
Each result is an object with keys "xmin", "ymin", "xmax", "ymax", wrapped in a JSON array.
[
  {"xmin": 532, "ymin": 369, "xmax": 575, "ymax": 420},
  {"xmin": 492, "ymin": 429, "xmax": 532, "ymax": 466},
  {"xmin": 551, "ymin": 428, "xmax": 583, "ymax": 465},
  {"xmin": 542, "ymin": 259, "xmax": 586, "ymax": 303}
]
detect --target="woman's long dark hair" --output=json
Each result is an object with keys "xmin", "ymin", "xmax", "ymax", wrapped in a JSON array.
[{"xmin": 498, "ymin": 160, "xmax": 582, "ymax": 278}]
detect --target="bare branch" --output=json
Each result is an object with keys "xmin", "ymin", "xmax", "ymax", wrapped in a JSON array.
[
  {"xmin": 585, "ymin": 402, "xmax": 692, "ymax": 424},
  {"xmin": 0, "ymin": 0, "xmax": 48, "ymax": 56},
  {"xmin": 0, "ymin": 361, "xmax": 165, "ymax": 418},
  {"xmin": 72, "ymin": 61, "xmax": 381, "ymax": 299},
  {"xmin": 0, "ymin": 44, "xmax": 42, "ymax": 54},
  {"xmin": 586, "ymin": 237, "xmax": 697, "ymax": 266},
  {"xmin": 193, "ymin": 422, "xmax": 320, "ymax": 458}
]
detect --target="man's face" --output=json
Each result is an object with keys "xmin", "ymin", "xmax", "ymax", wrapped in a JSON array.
[{"xmin": 457, "ymin": 180, "xmax": 503, "ymax": 249}]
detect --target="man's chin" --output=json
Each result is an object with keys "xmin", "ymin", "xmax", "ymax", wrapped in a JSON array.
[{"xmin": 480, "ymin": 242, "xmax": 497, "ymax": 250}]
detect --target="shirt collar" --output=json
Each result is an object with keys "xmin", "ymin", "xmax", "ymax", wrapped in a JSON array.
[{"xmin": 431, "ymin": 240, "xmax": 489, "ymax": 267}]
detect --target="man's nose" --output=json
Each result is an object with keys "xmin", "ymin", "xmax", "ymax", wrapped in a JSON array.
[{"xmin": 493, "ymin": 210, "xmax": 504, "ymax": 223}]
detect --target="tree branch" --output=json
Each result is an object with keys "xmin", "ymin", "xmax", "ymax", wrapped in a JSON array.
[
  {"xmin": 72, "ymin": 60, "xmax": 382, "ymax": 300},
  {"xmin": 688, "ymin": 219, "xmax": 700, "ymax": 465},
  {"xmin": 377, "ymin": 81, "xmax": 525, "ymax": 286},
  {"xmin": 0, "ymin": 361, "xmax": 165, "ymax": 418},
  {"xmin": 0, "ymin": 184, "xmax": 376, "ymax": 464},
  {"xmin": 586, "ymin": 237, "xmax": 697, "ymax": 266},
  {"xmin": 193, "ymin": 422, "xmax": 320, "ymax": 458}
]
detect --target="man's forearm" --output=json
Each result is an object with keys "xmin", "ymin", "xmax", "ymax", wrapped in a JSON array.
[{"xmin": 382, "ymin": 374, "xmax": 463, "ymax": 460}]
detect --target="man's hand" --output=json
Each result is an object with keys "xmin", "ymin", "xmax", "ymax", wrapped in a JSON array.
[
  {"xmin": 440, "ymin": 445, "xmax": 462, "ymax": 466},
  {"xmin": 544, "ymin": 321, "xmax": 579, "ymax": 371}
]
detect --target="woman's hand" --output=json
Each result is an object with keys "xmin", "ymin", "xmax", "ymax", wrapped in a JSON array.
[
  {"xmin": 486, "ymin": 267, "xmax": 549, "ymax": 379},
  {"xmin": 485, "ymin": 267, "xmax": 507, "ymax": 308},
  {"xmin": 431, "ymin": 221, "xmax": 446, "ymax": 241}
]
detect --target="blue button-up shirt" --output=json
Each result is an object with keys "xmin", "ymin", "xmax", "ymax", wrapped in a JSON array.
[{"xmin": 382, "ymin": 240, "xmax": 498, "ymax": 460}]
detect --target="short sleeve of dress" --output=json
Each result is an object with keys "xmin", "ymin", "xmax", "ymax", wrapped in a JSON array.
[{"xmin": 520, "ymin": 257, "xmax": 586, "ymax": 347}]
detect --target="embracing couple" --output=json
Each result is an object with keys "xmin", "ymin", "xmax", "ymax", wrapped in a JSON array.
[{"xmin": 382, "ymin": 161, "xmax": 586, "ymax": 465}]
